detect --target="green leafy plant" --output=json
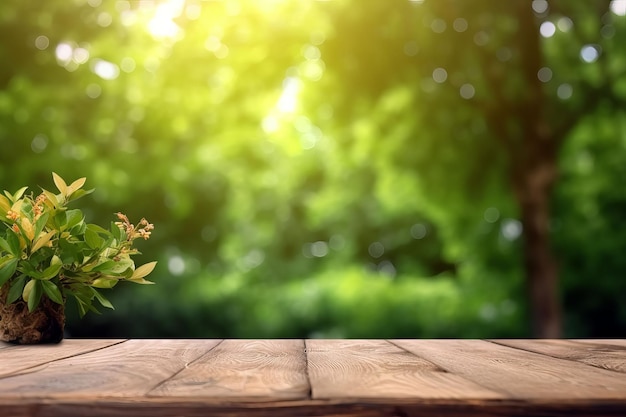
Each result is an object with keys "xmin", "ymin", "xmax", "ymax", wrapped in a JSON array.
[{"xmin": 0, "ymin": 173, "xmax": 156, "ymax": 317}]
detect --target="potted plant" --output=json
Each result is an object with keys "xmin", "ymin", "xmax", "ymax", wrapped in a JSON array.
[{"xmin": 0, "ymin": 173, "xmax": 156, "ymax": 344}]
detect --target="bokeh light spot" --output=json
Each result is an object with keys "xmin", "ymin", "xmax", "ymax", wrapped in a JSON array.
[
  {"xmin": 55, "ymin": 42, "xmax": 73, "ymax": 63},
  {"xmin": 539, "ymin": 21, "xmax": 556, "ymax": 38},
  {"xmin": 501, "ymin": 219, "xmax": 522, "ymax": 241},
  {"xmin": 378, "ymin": 260, "xmax": 397, "ymax": 278},
  {"xmin": 168, "ymin": 255, "xmax": 185, "ymax": 275},
  {"xmin": 557, "ymin": 17, "xmax": 573, "ymax": 32},
  {"xmin": 453, "ymin": 18, "xmax": 468, "ymax": 32},
  {"xmin": 311, "ymin": 241, "xmax": 329, "ymax": 258},
  {"xmin": 432, "ymin": 67, "xmax": 447, "ymax": 83},
  {"xmin": 35, "ymin": 35, "xmax": 49, "ymax": 50},
  {"xmin": 473, "ymin": 31, "xmax": 489, "ymax": 46},
  {"xmin": 73, "ymin": 47, "xmax": 90, "ymax": 64},
  {"xmin": 120, "ymin": 57, "xmax": 136, "ymax": 73},
  {"xmin": 557, "ymin": 83, "xmax": 573, "ymax": 100},
  {"xmin": 580, "ymin": 45, "xmax": 600, "ymax": 63},
  {"xmin": 610, "ymin": 0, "xmax": 626, "ymax": 16},
  {"xmin": 97, "ymin": 12, "xmax": 113, "ymax": 27},
  {"xmin": 532, "ymin": 0, "xmax": 548, "ymax": 14},
  {"xmin": 86, "ymin": 83, "xmax": 102, "ymax": 98},
  {"xmin": 410, "ymin": 223, "xmax": 427, "ymax": 239},
  {"xmin": 601, "ymin": 25, "xmax": 615, "ymax": 39},
  {"xmin": 303, "ymin": 44, "xmax": 321, "ymax": 60},
  {"xmin": 459, "ymin": 83, "xmax": 475, "ymax": 99},
  {"xmin": 537, "ymin": 67, "xmax": 552, "ymax": 82},
  {"xmin": 484, "ymin": 207, "xmax": 500, "ymax": 223},
  {"xmin": 368, "ymin": 242, "xmax": 385, "ymax": 258},
  {"xmin": 329, "ymin": 234, "xmax": 346, "ymax": 250},
  {"xmin": 92, "ymin": 59, "xmax": 120, "ymax": 80},
  {"xmin": 31, "ymin": 134, "xmax": 48, "ymax": 153},
  {"xmin": 430, "ymin": 18, "xmax": 446, "ymax": 33}
]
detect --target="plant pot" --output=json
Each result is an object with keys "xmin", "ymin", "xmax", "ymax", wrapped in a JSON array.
[{"xmin": 0, "ymin": 284, "xmax": 65, "ymax": 344}]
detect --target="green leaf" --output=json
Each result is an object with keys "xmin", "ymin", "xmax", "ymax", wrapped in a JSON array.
[
  {"xmin": 91, "ymin": 260, "xmax": 117, "ymax": 273},
  {"xmin": 41, "ymin": 189, "xmax": 59, "ymax": 207},
  {"xmin": 27, "ymin": 280, "xmax": 43, "ymax": 312},
  {"xmin": 0, "ymin": 258, "xmax": 18, "ymax": 287},
  {"xmin": 7, "ymin": 274, "xmax": 27, "ymax": 304},
  {"xmin": 91, "ymin": 277, "xmax": 119, "ymax": 288},
  {"xmin": 65, "ymin": 209, "xmax": 84, "ymax": 230},
  {"xmin": 41, "ymin": 280, "xmax": 64, "ymax": 304},
  {"xmin": 110, "ymin": 221, "xmax": 122, "ymax": 241},
  {"xmin": 87, "ymin": 223, "xmax": 110, "ymax": 235},
  {"xmin": 6, "ymin": 229, "xmax": 21, "ymax": 257},
  {"xmin": 20, "ymin": 200, "xmax": 34, "ymax": 222},
  {"xmin": 72, "ymin": 291, "xmax": 100, "ymax": 318},
  {"xmin": 131, "ymin": 261, "xmax": 157, "ymax": 280},
  {"xmin": 31, "ymin": 230, "xmax": 55, "ymax": 253},
  {"xmin": 76, "ymin": 300, "xmax": 87, "ymax": 317},
  {"xmin": 12, "ymin": 186, "xmax": 28, "ymax": 202},
  {"xmin": 34, "ymin": 212, "xmax": 50, "ymax": 240},
  {"xmin": 17, "ymin": 260, "xmax": 40, "ymax": 278},
  {"xmin": 91, "ymin": 287, "xmax": 114, "ymax": 309},
  {"xmin": 67, "ymin": 188, "xmax": 94, "ymax": 202},
  {"xmin": 0, "ymin": 194, "xmax": 11, "ymax": 215},
  {"xmin": 0, "ymin": 236, "xmax": 11, "ymax": 254},
  {"xmin": 40, "ymin": 258, "xmax": 63, "ymax": 280},
  {"xmin": 53, "ymin": 211, "xmax": 67, "ymax": 230},
  {"xmin": 85, "ymin": 227, "xmax": 104, "ymax": 249},
  {"xmin": 67, "ymin": 177, "xmax": 86, "ymax": 195},
  {"xmin": 52, "ymin": 172, "xmax": 68, "ymax": 195}
]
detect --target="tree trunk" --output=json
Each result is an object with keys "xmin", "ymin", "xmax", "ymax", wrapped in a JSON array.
[
  {"xmin": 512, "ymin": 2, "xmax": 562, "ymax": 338},
  {"xmin": 515, "ymin": 166, "xmax": 561, "ymax": 338}
]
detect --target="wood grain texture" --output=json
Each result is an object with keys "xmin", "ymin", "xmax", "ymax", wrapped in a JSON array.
[
  {"xmin": 149, "ymin": 339, "xmax": 309, "ymax": 401},
  {"xmin": 0, "ymin": 339, "xmax": 220, "ymax": 398},
  {"xmin": 393, "ymin": 339, "xmax": 626, "ymax": 400},
  {"xmin": 306, "ymin": 339, "xmax": 504, "ymax": 400},
  {"xmin": 491, "ymin": 339, "xmax": 626, "ymax": 373},
  {"xmin": 0, "ymin": 339, "xmax": 125, "ymax": 377},
  {"xmin": 1, "ymin": 339, "xmax": 626, "ymax": 417},
  {"xmin": 574, "ymin": 339, "xmax": 626, "ymax": 348}
]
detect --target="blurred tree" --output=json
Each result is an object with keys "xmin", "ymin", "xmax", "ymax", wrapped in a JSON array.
[
  {"xmin": 0, "ymin": 0, "xmax": 624, "ymax": 338},
  {"xmin": 306, "ymin": 0, "xmax": 625, "ymax": 337}
]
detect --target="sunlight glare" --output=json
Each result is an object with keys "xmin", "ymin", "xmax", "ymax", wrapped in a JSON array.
[
  {"xmin": 148, "ymin": 0, "xmax": 184, "ymax": 38},
  {"xmin": 277, "ymin": 77, "xmax": 300, "ymax": 113},
  {"xmin": 610, "ymin": 0, "xmax": 626, "ymax": 16},
  {"xmin": 92, "ymin": 59, "xmax": 120, "ymax": 80}
]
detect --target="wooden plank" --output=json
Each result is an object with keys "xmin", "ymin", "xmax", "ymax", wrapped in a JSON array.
[
  {"xmin": 0, "ymin": 339, "xmax": 221, "ymax": 398},
  {"xmin": 0, "ymin": 339, "xmax": 126, "ymax": 377},
  {"xmin": 7, "ymin": 398, "xmax": 626, "ymax": 417},
  {"xmin": 574, "ymin": 339, "xmax": 626, "ymax": 348},
  {"xmin": 393, "ymin": 339, "xmax": 626, "ymax": 400},
  {"xmin": 492, "ymin": 339, "xmax": 626, "ymax": 373},
  {"xmin": 306, "ymin": 339, "xmax": 504, "ymax": 400},
  {"xmin": 149, "ymin": 339, "xmax": 309, "ymax": 401}
]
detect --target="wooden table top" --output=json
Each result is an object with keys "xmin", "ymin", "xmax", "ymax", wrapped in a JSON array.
[{"xmin": 1, "ymin": 339, "xmax": 625, "ymax": 417}]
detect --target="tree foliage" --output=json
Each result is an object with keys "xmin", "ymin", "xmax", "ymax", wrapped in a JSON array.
[{"xmin": 0, "ymin": 0, "xmax": 624, "ymax": 337}]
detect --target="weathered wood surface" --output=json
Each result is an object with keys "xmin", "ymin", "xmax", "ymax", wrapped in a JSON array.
[
  {"xmin": 491, "ymin": 339, "xmax": 626, "ymax": 373},
  {"xmin": 1, "ymin": 339, "xmax": 625, "ymax": 417}
]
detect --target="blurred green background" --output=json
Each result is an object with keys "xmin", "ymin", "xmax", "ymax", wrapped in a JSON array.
[{"xmin": 1, "ymin": 0, "xmax": 625, "ymax": 338}]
